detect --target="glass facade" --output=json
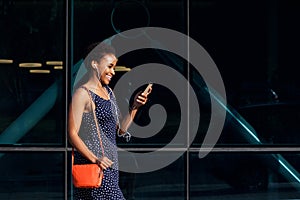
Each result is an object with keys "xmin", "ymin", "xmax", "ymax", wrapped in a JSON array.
[
  {"xmin": 0, "ymin": 152, "xmax": 65, "ymax": 199},
  {"xmin": 189, "ymin": 152, "xmax": 300, "ymax": 199},
  {"xmin": 0, "ymin": 0, "xmax": 65, "ymax": 145},
  {"xmin": 0, "ymin": 0, "xmax": 299, "ymax": 199}
]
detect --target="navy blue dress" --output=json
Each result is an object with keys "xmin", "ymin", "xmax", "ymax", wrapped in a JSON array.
[{"xmin": 74, "ymin": 86, "xmax": 125, "ymax": 199}]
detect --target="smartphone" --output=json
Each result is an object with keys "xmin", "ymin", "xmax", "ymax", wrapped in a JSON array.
[{"xmin": 143, "ymin": 83, "xmax": 153, "ymax": 94}]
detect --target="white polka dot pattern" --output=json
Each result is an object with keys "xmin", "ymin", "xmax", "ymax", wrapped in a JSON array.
[{"xmin": 74, "ymin": 86, "xmax": 125, "ymax": 199}]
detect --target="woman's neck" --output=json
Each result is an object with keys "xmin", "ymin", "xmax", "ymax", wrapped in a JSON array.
[
  {"xmin": 86, "ymin": 78, "xmax": 110, "ymax": 100},
  {"xmin": 88, "ymin": 76, "xmax": 104, "ymax": 88}
]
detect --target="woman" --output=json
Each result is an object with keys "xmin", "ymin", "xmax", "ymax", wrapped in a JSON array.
[{"xmin": 68, "ymin": 42, "xmax": 151, "ymax": 199}]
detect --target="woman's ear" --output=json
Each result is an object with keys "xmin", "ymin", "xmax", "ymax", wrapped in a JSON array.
[{"xmin": 91, "ymin": 61, "xmax": 97, "ymax": 69}]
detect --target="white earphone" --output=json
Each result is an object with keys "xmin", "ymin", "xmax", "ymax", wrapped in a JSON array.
[{"xmin": 93, "ymin": 64, "xmax": 101, "ymax": 80}]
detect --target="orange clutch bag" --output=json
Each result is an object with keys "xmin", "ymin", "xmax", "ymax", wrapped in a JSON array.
[{"xmin": 72, "ymin": 152, "xmax": 104, "ymax": 188}]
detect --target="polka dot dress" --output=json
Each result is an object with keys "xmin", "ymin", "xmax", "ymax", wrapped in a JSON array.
[{"xmin": 74, "ymin": 86, "xmax": 125, "ymax": 200}]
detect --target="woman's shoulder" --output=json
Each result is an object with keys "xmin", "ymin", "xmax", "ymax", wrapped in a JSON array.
[{"xmin": 72, "ymin": 85, "xmax": 90, "ymax": 99}]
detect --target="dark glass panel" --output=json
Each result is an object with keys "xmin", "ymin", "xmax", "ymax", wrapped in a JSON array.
[
  {"xmin": 0, "ymin": 0, "xmax": 66, "ymax": 145},
  {"xmin": 118, "ymin": 151, "xmax": 186, "ymax": 200},
  {"xmin": 0, "ymin": 152, "xmax": 65, "ymax": 199},
  {"xmin": 190, "ymin": 152, "xmax": 300, "ymax": 199}
]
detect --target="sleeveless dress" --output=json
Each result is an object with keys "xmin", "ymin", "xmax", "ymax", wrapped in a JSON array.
[{"xmin": 74, "ymin": 86, "xmax": 125, "ymax": 200}]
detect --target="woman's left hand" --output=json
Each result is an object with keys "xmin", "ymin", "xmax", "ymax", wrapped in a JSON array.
[{"xmin": 132, "ymin": 87, "xmax": 152, "ymax": 109}]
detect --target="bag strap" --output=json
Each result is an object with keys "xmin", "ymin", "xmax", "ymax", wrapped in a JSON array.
[{"xmin": 72, "ymin": 86, "xmax": 105, "ymax": 166}]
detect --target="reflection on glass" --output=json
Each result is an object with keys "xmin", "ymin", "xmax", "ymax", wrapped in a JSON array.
[
  {"xmin": 190, "ymin": 152, "xmax": 300, "ymax": 199},
  {"xmin": 0, "ymin": 152, "xmax": 64, "ymax": 199},
  {"xmin": 0, "ymin": 0, "xmax": 65, "ymax": 145},
  {"xmin": 118, "ymin": 152, "xmax": 185, "ymax": 200}
]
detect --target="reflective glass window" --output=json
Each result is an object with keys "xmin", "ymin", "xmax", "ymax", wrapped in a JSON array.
[
  {"xmin": 72, "ymin": 0, "xmax": 188, "ymax": 147},
  {"xmin": 190, "ymin": 0, "xmax": 300, "ymax": 146},
  {"xmin": 0, "ymin": 0, "xmax": 66, "ymax": 145},
  {"xmin": 190, "ymin": 152, "xmax": 300, "ymax": 199},
  {"xmin": 0, "ymin": 152, "xmax": 64, "ymax": 199},
  {"xmin": 118, "ymin": 151, "xmax": 186, "ymax": 200}
]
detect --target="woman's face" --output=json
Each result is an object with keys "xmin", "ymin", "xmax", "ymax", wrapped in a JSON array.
[{"xmin": 97, "ymin": 54, "xmax": 118, "ymax": 85}]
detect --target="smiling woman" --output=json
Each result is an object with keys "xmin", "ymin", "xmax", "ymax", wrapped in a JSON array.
[{"xmin": 68, "ymin": 42, "xmax": 151, "ymax": 199}]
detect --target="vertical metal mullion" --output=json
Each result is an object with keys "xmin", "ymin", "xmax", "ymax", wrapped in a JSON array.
[
  {"xmin": 186, "ymin": 0, "xmax": 190, "ymax": 199},
  {"xmin": 65, "ymin": 0, "xmax": 70, "ymax": 199},
  {"xmin": 64, "ymin": 0, "xmax": 68, "ymax": 196}
]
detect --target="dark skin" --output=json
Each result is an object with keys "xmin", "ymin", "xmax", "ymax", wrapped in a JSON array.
[{"xmin": 68, "ymin": 53, "xmax": 151, "ymax": 169}]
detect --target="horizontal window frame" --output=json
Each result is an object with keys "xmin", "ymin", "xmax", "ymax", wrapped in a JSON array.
[{"xmin": 1, "ymin": 146, "xmax": 300, "ymax": 152}]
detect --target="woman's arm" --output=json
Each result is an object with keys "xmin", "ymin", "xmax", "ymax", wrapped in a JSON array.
[
  {"xmin": 118, "ymin": 88, "xmax": 152, "ymax": 135},
  {"xmin": 68, "ymin": 88, "xmax": 113, "ymax": 169},
  {"xmin": 68, "ymin": 89, "xmax": 98, "ymax": 163}
]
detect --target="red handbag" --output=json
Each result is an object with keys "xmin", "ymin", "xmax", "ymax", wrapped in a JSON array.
[
  {"xmin": 72, "ymin": 152, "xmax": 103, "ymax": 188},
  {"xmin": 72, "ymin": 86, "xmax": 105, "ymax": 188}
]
